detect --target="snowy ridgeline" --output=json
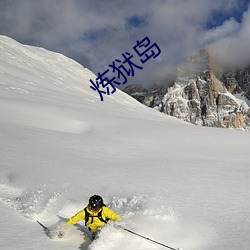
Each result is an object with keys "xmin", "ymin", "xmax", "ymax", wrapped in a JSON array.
[{"xmin": 0, "ymin": 36, "xmax": 250, "ymax": 250}]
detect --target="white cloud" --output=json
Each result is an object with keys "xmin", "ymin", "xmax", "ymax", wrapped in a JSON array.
[
  {"xmin": 209, "ymin": 5, "xmax": 250, "ymax": 68},
  {"xmin": 0, "ymin": 0, "xmax": 249, "ymax": 87},
  {"xmin": 200, "ymin": 17, "xmax": 240, "ymax": 45}
]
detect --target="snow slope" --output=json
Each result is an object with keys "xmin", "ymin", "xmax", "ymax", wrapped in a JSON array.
[{"xmin": 0, "ymin": 35, "xmax": 250, "ymax": 250}]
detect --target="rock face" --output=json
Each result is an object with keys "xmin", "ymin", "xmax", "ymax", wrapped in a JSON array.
[
  {"xmin": 123, "ymin": 49, "xmax": 250, "ymax": 130},
  {"xmin": 217, "ymin": 66, "xmax": 250, "ymax": 100}
]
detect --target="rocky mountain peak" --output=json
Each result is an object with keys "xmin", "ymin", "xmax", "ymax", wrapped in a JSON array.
[
  {"xmin": 123, "ymin": 49, "xmax": 250, "ymax": 130},
  {"xmin": 177, "ymin": 48, "xmax": 210, "ymax": 78}
]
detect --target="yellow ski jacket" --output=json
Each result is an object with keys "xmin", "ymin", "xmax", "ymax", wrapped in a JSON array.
[{"xmin": 67, "ymin": 206, "xmax": 121, "ymax": 233}]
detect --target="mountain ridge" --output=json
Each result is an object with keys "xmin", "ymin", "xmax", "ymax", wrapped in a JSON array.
[{"xmin": 123, "ymin": 48, "xmax": 250, "ymax": 130}]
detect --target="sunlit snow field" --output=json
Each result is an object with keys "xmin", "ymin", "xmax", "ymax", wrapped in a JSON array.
[{"xmin": 0, "ymin": 36, "xmax": 249, "ymax": 250}]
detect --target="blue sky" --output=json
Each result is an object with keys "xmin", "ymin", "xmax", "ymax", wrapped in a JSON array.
[
  {"xmin": 206, "ymin": 0, "xmax": 249, "ymax": 29},
  {"xmin": 0, "ymin": 0, "xmax": 249, "ymax": 87}
]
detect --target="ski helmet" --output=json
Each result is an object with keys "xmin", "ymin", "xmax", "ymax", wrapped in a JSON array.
[{"xmin": 89, "ymin": 195, "xmax": 104, "ymax": 210}]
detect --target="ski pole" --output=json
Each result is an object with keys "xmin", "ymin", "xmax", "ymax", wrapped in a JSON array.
[
  {"xmin": 37, "ymin": 220, "xmax": 48, "ymax": 231},
  {"xmin": 122, "ymin": 227, "xmax": 180, "ymax": 250}
]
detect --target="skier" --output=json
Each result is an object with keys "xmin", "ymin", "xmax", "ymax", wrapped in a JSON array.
[{"xmin": 66, "ymin": 194, "xmax": 121, "ymax": 239}]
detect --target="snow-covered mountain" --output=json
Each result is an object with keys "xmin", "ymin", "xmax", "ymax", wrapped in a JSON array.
[
  {"xmin": 0, "ymin": 36, "xmax": 250, "ymax": 250},
  {"xmin": 124, "ymin": 49, "xmax": 250, "ymax": 130}
]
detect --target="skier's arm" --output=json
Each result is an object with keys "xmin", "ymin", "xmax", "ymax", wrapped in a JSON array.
[
  {"xmin": 104, "ymin": 207, "xmax": 122, "ymax": 222},
  {"xmin": 67, "ymin": 209, "xmax": 85, "ymax": 225}
]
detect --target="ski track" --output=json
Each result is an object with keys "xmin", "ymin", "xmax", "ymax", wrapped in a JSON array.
[{"xmin": 0, "ymin": 181, "xmax": 211, "ymax": 250}]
